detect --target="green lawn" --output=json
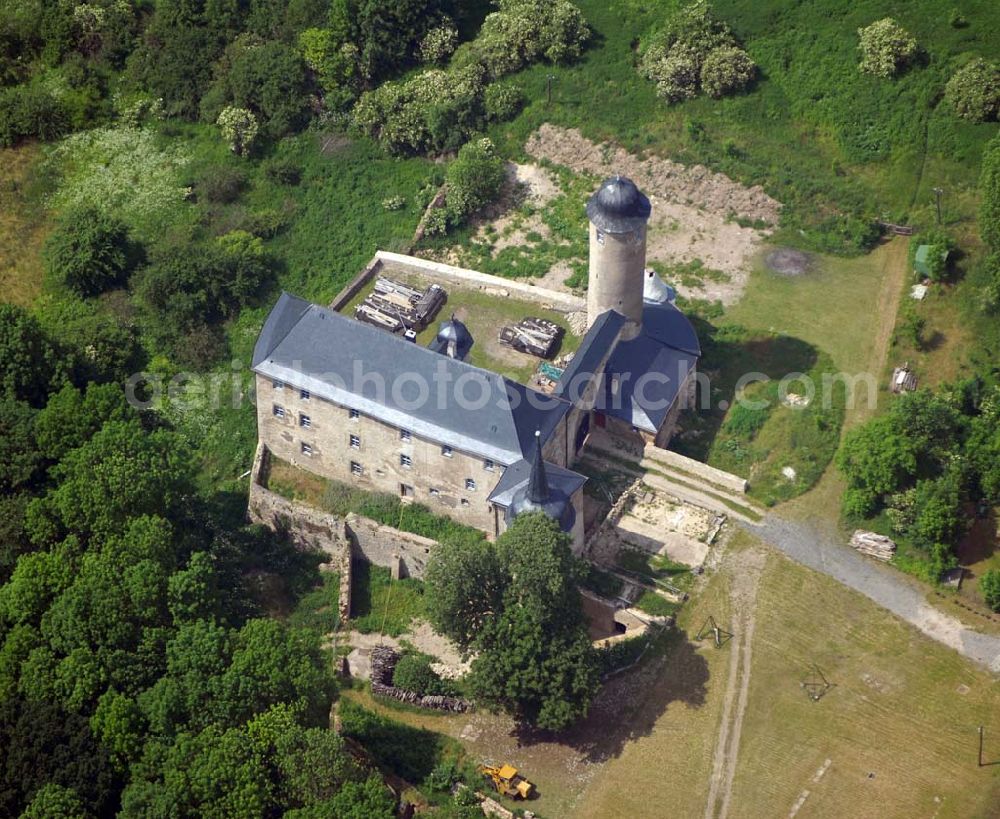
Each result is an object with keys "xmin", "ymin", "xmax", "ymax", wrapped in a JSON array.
[{"xmin": 349, "ymin": 563, "xmax": 427, "ymax": 638}]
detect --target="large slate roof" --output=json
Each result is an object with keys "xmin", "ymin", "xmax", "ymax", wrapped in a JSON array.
[{"xmin": 252, "ymin": 293, "xmax": 570, "ymax": 464}]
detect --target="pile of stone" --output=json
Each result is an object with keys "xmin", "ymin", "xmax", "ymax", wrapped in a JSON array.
[
  {"xmin": 370, "ymin": 647, "xmax": 472, "ymax": 713},
  {"xmin": 850, "ymin": 530, "xmax": 896, "ymax": 561}
]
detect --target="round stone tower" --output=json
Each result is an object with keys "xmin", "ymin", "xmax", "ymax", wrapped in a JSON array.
[{"xmin": 585, "ymin": 175, "xmax": 651, "ymax": 340}]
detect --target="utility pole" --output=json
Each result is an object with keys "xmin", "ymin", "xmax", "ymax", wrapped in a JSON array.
[
  {"xmin": 932, "ymin": 187, "xmax": 944, "ymax": 225},
  {"xmin": 546, "ymin": 74, "xmax": 556, "ymax": 105},
  {"xmin": 979, "ymin": 725, "xmax": 985, "ymax": 768}
]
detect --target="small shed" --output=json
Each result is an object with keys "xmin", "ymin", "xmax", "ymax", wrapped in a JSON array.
[{"xmin": 913, "ymin": 244, "xmax": 949, "ymax": 279}]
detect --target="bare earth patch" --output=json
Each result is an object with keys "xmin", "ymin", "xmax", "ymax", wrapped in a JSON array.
[{"xmin": 525, "ymin": 124, "xmax": 782, "ymax": 305}]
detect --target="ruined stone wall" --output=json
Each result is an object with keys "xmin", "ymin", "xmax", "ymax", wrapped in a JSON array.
[
  {"xmin": 345, "ymin": 513, "xmax": 436, "ymax": 580},
  {"xmin": 248, "ymin": 445, "xmax": 353, "ymax": 621}
]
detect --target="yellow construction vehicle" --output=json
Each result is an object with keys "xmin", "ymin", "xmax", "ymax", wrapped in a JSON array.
[{"xmin": 478, "ymin": 763, "xmax": 534, "ymax": 799}]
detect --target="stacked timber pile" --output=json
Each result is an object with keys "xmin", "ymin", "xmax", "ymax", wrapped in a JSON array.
[
  {"xmin": 850, "ymin": 530, "xmax": 896, "ymax": 561},
  {"xmin": 498, "ymin": 317, "xmax": 562, "ymax": 358},
  {"xmin": 369, "ymin": 647, "xmax": 472, "ymax": 713},
  {"xmin": 355, "ymin": 277, "xmax": 446, "ymax": 333}
]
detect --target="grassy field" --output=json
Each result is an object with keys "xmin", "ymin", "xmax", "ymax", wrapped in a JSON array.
[
  {"xmin": 575, "ymin": 531, "xmax": 1000, "ymax": 819},
  {"xmin": 728, "ymin": 542, "xmax": 1000, "ymax": 819},
  {"xmin": 488, "ymin": 0, "xmax": 1000, "ymax": 249},
  {"xmin": 0, "ymin": 146, "xmax": 49, "ymax": 306}
]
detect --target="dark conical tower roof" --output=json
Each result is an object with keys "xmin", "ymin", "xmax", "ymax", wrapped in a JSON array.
[
  {"xmin": 507, "ymin": 431, "xmax": 574, "ymax": 530},
  {"xmin": 586, "ymin": 175, "xmax": 651, "ymax": 233}
]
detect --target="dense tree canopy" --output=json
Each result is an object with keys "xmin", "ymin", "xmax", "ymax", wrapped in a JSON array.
[{"xmin": 426, "ymin": 512, "xmax": 599, "ymax": 730}]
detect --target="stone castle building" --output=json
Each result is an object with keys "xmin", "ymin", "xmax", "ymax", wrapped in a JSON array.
[{"xmin": 251, "ymin": 176, "xmax": 700, "ymax": 548}]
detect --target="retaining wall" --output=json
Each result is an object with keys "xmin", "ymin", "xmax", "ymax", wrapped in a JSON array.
[{"xmin": 642, "ymin": 445, "xmax": 748, "ymax": 494}]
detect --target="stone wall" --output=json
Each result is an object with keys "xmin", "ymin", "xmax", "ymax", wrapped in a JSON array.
[
  {"xmin": 248, "ymin": 444, "xmax": 455, "ymax": 627},
  {"xmin": 641, "ymin": 443, "xmax": 748, "ymax": 494},
  {"xmin": 248, "ymin": 446, "xmax": 353, "ymax": 621},
  {"xmin": 345, "ymin": 513, "xmax": 437, "ymax": 580}
]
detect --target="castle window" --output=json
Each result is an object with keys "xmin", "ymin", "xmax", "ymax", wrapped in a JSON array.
[
  {"xmin": 350, "ymin": 461, "xmax": 363, "ymax": 476},
  {"xmin": 349, "ymin": 408, "xmax": 360, "ymax": 420},
  {"xmin": 460, "ymin": 498, "xmax": 470, "ymax": 507},
  {"xmin": 465, "ymin": 478, "xmax": 476, "ymax": 491},
  {"xmin": 272, "ymin": 379, "xmax": 284, "ymax": 390},
  {"xmin": 350, "ymin": 434, "xmax": 360, "ymax": 449},
  {"xmin": 596, "ymin": 229, "xmax": 605, "ymax": 246},
  {"xmin": 400, "ymin": 454, "xmax": 412, "ymax": 468},
  {"xmin": 401, "ymin": 483, "xmax": 414, "ymax": 498},
  {"xmin": 429, "ymin": 487, "xmax": 440, "ymax": 496},
  {"xmin": 300, "ymin": 442, "xmax": 313, "ymax": 456},
  {"xmin": 273, "ymin": 405, "xmax": 285, "ymax": 418},
  {"xmin": 299, "ymin": 413, "xmax": 311, "ymax": 428},
  {"xmin": 400, "ymin": 429, "xmax": 412, "ymax": 441},
  {"xmin": 483, "ymin": 459, "xmax": 495, "ymax": 472},
  {"xmin": 441, "ymin": 445, "xmax": 453, "ymax": 458},
  {"xmin": 300, "ymin": 388, "xmax": 310, "ymax": 400}
]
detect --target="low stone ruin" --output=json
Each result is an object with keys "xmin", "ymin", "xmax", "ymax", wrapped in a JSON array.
[{"xmin": 370, "ymin": 647, "xmax": 472, "ymax": 713}]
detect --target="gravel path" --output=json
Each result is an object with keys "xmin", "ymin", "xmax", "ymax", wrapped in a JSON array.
[{"xmin": 743, "ymin": 516, "xmax": 1000, "ymax": 673}]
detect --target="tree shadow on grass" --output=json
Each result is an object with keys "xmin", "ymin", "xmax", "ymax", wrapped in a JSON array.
[
  {"xmin": 671, "ymin": 317, "xmax": 820, "ymax": 463},
  {"xmin": 512, "ymin": 629, "xmax": 710, "ymax": 764}
]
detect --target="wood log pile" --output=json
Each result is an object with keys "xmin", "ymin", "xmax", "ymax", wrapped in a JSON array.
[
  {"xmin": 850, "ymin": 530, "xmax": 896, "ymax": 561},
  {"xmin": 370, "ymin": 647, "xmax": 472, "ymax": 713}
]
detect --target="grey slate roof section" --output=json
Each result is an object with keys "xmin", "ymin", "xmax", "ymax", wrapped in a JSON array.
[
  {"xmin": 252, "ymin": 292, "xmax": 311, "ymax": 368},
  {"xmin": 642, "ymin": 301, "xmax": 701, "ymax": 356},
  {"xmin": 487, "ymin": 458, "xmax": 587, "ymax": 508},
  {"xmin": 599, "ymin": 332, "xmax": 698, "ymax": 433},
  {"xmin": 586, "ymin": 175, "xmax": 652, "ymax": 234},
  {"xmin": 252, "ymin": 293, "xmax": 571, "ymax": 465},
  {"xmin": 553, "ymin": 309, "xmax": 626, "ymax": 404}
]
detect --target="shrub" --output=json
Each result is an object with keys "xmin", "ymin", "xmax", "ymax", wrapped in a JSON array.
[
  {"xmin": 262, "ymin": 157, "xmax": 302, "ymax": 186},
  {"xmin": 198, "ymin": 166, "xmax": 248, "ymax": 204},
  {"xmin": 473, "ymin": 0, "xmax": 589, "ymax": 79},
  {"xmin": 0, "ymin": 84, "xmax": 70, "ymax": 147},
  {"xmin": 419, "ymin": 22, "xmax": 459, "ymax": 65},
  {"xmin": 484, "ymin": 82, "xmax": 525, "ymax": 121},
  {"xmin": 596, "ymin": 635, "xmax": 651, "ymax": 676},
  {"xmin": 945, "ymin": 58, "xmax": 1000, "ymax": 122},
  {"xmin": 391, "ymin": 652, "xmax": 456, "ymax": 696},
  {"xmin": 352, "ymin": 64, "xmax": 486, "ymax": 155},
  {"xmin": 700, "ymin": 45, "xmax": 756, "ymax": 98},
  {"xmin": 982, "ymin": 568, "xmax": 1000, "ymax": 612},
  {"xmin": 44, "ymin": 206, "xmax": 133, "ymax": 298},
  {"xmin": 444, "ymin": 138, "xmax": 506, "ymax": 227},
  {"xmin": 216, "ymin": 106, "xmax": 259, "ymax": 156},
  {"xmin": 723, "ymin": 401, "xmax": 769, "ymax": 438},
  {"xmin": 639, "ymin": 2, "xmax": 752, "ymax": 104},
  {"xmin": 857, "ymin": 18, "xmax": 918, "ymax": 79}
]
